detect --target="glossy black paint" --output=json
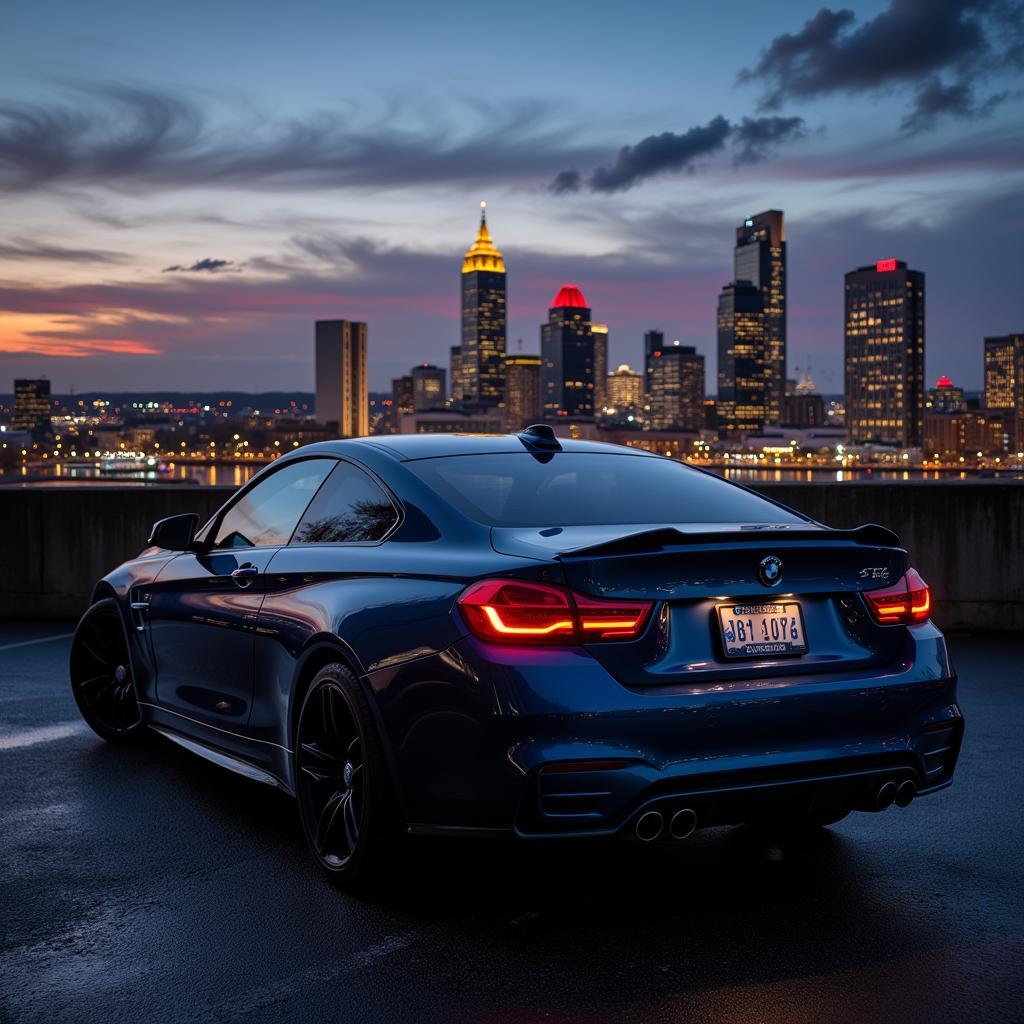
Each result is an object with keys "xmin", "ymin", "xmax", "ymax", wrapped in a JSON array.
[{"xmin": 89, "ymin": 434, "xmax": 964, "ymax": 839}]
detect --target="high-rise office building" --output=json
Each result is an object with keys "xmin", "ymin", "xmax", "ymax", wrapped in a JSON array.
[
  {"xmin": 391, "ymin": 375, "xmax": 414, "ymax": 425},
  {"xmin": 505, "ymin": 354, "xmax": 541, "ymax": 429},
  {"xmin": 926, "ymin": 374, "xmax": 965, "ymax": 414},
  {"xmin": 12, "ymin": 378, "xmax": 52, "ymax": 435},
  {"xmin": 984, "ymin": 334, "xmax": 1023, "ymax": 448},
  {"xmin": 735, "ymin": 210, "xmax": 786, "ymax": 424},
  {"xmin": 541, "ymin": 284, "xmax": 595, "ymax": 419},
  {"xmin": 411, "ymin": 364, "xmax": 446, "ymax": 411},
  {"xmin": 315, "ymin": 319, "xmax": 368, "ymax": 437},
  {"xmin": 449, "ymin": 345, "xmax": 465, "ymax": 404},
  {"xmin": 591, "ymin": 323, "xmax": 609, "ymax": 410},
  {"xmin": 844, "ymin": 259, "xmax": 925, "ymax": 448},
  {"xmin": 606, "ymin": 363, "xmax": 643, "ymax": 410},
  {"xmin": 461, "ymin": 202, "xmax": 506, "ymax": 409},
  {"xmin": 648, "ymin": 342, "xmax": 705, "ymax": 431},
  {"xmin": 643, "ymin": 330, "xmax": 663, "ymax": 398},
  {"xmin": 717, "ymin": 282, "xmax": 769, "ymax": 437}
]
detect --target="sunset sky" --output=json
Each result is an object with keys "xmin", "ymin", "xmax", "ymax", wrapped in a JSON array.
[{"xmin": 2, "ymin": 0, "xmax": 1022, "ymax": 393}]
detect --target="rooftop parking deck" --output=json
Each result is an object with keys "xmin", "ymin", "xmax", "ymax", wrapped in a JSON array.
[{"xmin": 1, "ymin": 626, "xmax": 1022, "ymax": 1024}]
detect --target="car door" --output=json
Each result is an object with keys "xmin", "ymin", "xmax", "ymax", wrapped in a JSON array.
[
  {"xmin": 145, "ymin": 457, "xmax": 336, "ymax": 732},
  {"xmin": 247, "ymin": 459, "xmax": 403, "ymax": 743}
]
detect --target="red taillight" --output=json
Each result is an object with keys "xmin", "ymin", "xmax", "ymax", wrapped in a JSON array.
[
  {"xmin": 865, "ymin": 568, "xmax": 931, "ymax": 625},
  {"xmin": 457, "ymin": 579, "xmax": 652, "ymax": 645},
  {"xmin": 573, "ymin": 591, "xmax": 652, "ymax": 641},
  {"xmin": 458, "ymin": 580, "xmax": 575, "ymax": 643}
]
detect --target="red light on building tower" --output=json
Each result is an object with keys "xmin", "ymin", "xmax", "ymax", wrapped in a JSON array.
[
  {"xmin": 551, "ymin": 284, "xmax": 589, "ymax": 309},
  {"xmin": 876, "ymin": 258, "xmax": 898, "ymax": 272}
]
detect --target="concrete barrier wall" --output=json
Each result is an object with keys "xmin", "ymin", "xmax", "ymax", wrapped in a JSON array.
[
  {"xmin": 1, "ymin": 487, "xmax": 234, "ymax": 623},
  {"xmin": 1, "ymin": 482, "xmax": 1021, "ymax": 631},
  {"xmin": 755, "ymin": 482, "xmax": 1024, "ymax": 634}
]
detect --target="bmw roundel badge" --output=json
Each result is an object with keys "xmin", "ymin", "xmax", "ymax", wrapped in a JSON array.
[{"xmin": 758, "ymin": 555, "xmax": 783, "ymax": 587}]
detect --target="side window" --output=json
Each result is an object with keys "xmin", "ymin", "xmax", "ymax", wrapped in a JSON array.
[
  {"xmin": 212, "ymin": 459, "xmax": 334, "ymax": 549},
  {"xmin": 291, "ymin": 461, "xmax": 398, "ymax": 544}
]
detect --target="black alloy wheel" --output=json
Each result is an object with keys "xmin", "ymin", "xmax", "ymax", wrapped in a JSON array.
[
  {"xmin": 295, "ymin": 663, "xmax": 397, "ymax": 886},
  {"xmin": 70, "ymin": 598, "xmax": 148, "ymax": 743}
]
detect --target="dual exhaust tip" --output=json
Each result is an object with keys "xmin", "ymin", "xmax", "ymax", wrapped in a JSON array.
[
  {"xmin": 874, "ymin": 778, "xmax": 917, "ymax": 811},
  {"xmin": 634, "ymin": 778, "xmax": 917, "ymax": 838},
  {"xmin": 635, "ymin": 807, "xmax": 697, "ymax": 842}
]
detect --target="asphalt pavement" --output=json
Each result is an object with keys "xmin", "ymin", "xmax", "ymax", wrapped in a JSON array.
[{"xmin": 1, "ymin": 625, "xmax": 1022, "ymax": 1024}]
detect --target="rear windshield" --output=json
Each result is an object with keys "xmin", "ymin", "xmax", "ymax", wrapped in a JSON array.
[{"xmin": 406, "ymin": 452, "xmax": 804, "ymax": 527}]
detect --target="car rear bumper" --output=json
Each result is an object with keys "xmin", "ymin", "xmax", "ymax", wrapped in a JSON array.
[{"xmin": 367, "ymin": 622, "xmax": 963, "ymax": 836}]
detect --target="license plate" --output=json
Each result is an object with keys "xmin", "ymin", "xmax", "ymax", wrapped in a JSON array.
[{"xmin": 717, "ymin": 602, "xmax": 807, "ymax": 658}]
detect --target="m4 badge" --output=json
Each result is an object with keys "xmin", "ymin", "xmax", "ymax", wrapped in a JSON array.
[{"xmin": 859, "ymin": 567, "xmax": 890, "ymax": 580}]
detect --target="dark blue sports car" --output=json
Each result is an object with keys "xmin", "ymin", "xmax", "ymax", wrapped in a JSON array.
[{"xmin": 70, "ymin": 426, "xmax": 964, "ymax": 885}]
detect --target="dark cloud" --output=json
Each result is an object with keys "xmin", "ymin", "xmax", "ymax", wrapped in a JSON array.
[
  {"xmin": 0, "ymin": 238, "xmax": 128, "ymax": 263},
  {"xmin": 901, "ymin": 77, "xmax": 1011, "ymax": 133},
  {"xmin": 162, "ymin": 257, "xmax": 234, "ymax": 273},
  {"xmin": 551, "ymin": 115, "xmax": 806, "ymax": 193},
  {"xmin": 732, "ymin": 115, "xmax": 808, "ymax": 165},
  {"xmin": 739, "ymin": 0, "xmax": 1023, "ymax": 127},
  {"xmin": 586, "ymin": 116, "xmax": 732, "ymax": 193},
  {"xmin": 550, "ymin": 169, "xmax": 582, "ymax": 195},
  {"xmin": 0, "ymin": 85, "xmax": 600, "ymax": 194}
]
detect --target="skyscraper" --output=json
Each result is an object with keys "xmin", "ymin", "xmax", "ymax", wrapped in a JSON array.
[
  {"xmin": 449, "ymin": 345, "xmax": 465, "ymax": 404},
  {"xmin": 647, "ymin": 342, "xmax": 705, "ymax": 430},
  {"xmin": 984, "ymin": 334, "xmax": 1023, "ymax": 448},
  {"xmin": 717, "ymin": 282, "xmax": 769, "ymax": 437},
  {"xmin": 735, "ymin": 210, "xmax": 786, "ymax": 424},
  {"xmin": 643, "ymin": 330, "xmax": 663, "ymax": 398},
  {"xmin": 12, "ymin": 378, "xmax": 52, "ymax": 435},
  {"xmin": 411, "ymin": 364, "xmax": 446, "ymax": 411},
  {"xmin": 461, "ymin": 202, "xmax": 507, "ymax": 409},
  {"xmin": 505, "ymin": 354, "xmax": 541, "ymax": 429},
  {"xmin": 844, "ymin": 259, "xmax": 925, "ymax": 448},
  {"xmin": 541, "ymin": 284, "xmax": 595, "ymax": 419},
  {"xmin": 315, "ymin": 319, "xmax": 368, "ymax": 437},
  {"xmin": 591, "ymin": 322, "xmax": 609, "ymax": 410}
]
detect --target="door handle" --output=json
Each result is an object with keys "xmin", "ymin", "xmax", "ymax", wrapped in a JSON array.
[{"xmin": 230, "ymin": 564, "xmax": 259, "ymax": 587}]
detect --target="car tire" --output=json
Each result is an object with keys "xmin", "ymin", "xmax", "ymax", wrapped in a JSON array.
[
  {"xmin": 69, "ymin": 598, "xmax": 151, "ymax": 745},
  {"xmin": 294, "ymin": 662, "xmax": 400, "ymax": 888}
]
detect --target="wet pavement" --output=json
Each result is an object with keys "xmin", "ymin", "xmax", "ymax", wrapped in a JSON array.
[{"xmin": 1, "ymin": 626, "xmax": 1022, "ymax": 1023}]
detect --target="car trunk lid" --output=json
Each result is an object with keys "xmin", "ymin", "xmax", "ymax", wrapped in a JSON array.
[{"xmin": 492, "ymin": 522, "xmax": 910, "ymax": 686}]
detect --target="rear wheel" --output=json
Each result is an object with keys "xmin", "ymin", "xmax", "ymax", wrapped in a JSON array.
[
  {"xmin": 70, "ymin": 598, "xmax": 149, "ymax": 744},
  {"xmin": 295, "ymin": 663, "xmax": 398, "ymax": 887}
]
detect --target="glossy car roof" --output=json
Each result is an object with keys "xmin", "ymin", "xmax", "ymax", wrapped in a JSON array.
[{"xmin": 345, "ymin": 433, "xmax": 661, "ymax": 461}]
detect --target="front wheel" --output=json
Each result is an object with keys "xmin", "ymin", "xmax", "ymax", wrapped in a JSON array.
[
  {"xmin": 70, "ymin": 598, "xmax": 150, "ymax": 744},
  {"xmin": 294, "ymin": 663, "xmax": 399, "ymax": 887}
]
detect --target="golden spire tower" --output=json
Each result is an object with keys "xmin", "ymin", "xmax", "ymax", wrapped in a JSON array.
[
  {"xmin": 458, "ymin": 201, "xmax": 507, "ymax": 408},
  {"xmin": 462, "ymin": 201, "xmax": 506, "ymax": 274}
]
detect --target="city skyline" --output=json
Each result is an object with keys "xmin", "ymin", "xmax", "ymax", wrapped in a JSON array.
[{"xmin": 2, "ymin": 1, "xmax": 1023, "ymax": 392}]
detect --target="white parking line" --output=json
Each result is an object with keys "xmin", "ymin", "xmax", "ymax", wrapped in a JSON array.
[
  {"xmin": 0, "ymin": 723, "xmax": 85, "ymax": 751},
  {"xmin": 0, "ymin": 632, "xmax": 75, "ymax": 652}
]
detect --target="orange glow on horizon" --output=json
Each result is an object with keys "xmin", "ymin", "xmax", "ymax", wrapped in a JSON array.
[{"xmin": 0, "ymin": 313, "xmax": 160, "ymax": 357}]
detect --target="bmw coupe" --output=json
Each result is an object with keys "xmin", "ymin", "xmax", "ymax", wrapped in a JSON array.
[{"xmin": 70, "ymin": 426, "xmax": 964, "ymax": 885}]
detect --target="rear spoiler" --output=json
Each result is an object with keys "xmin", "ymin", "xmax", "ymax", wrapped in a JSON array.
[{"xmin": 558, "ymin": 522, "xmax": 901, "ymax": 560}]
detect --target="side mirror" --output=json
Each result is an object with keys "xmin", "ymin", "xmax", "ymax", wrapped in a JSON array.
[{"xmin": 147, "ymin": 513, "xmax": 199, "ymax": 552}]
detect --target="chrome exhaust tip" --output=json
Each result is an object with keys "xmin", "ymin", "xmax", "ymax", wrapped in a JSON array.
[
  {"xmin": 635, "ymin": 810, "xmax": 664, "ymax": 842},
  {"xmin": 895, "ymin": 780, "xmax": 917, "ymax": 808},
  {"xmin": 668, "ymin": 808, "xmax": 698, "ymax": 840},
  {"xmin": 875, "ymin": 781, "xmax": 898, "ymax": 810}
]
